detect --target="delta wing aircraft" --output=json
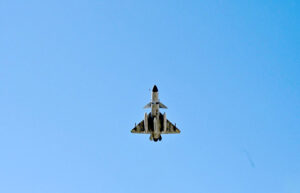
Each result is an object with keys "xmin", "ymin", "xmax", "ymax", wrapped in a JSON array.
[{"xmin": 131, "ymin": 85, "xmax": 180, "ymax": 142}]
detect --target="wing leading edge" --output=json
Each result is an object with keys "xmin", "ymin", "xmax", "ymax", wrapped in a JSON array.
[
  {"xmin": 163, "ymin": 119, "xmax": 181, "ymax": 134},
  {"xmin": 131, "ymin": 120, "xmax": 150, "ymax": 134}
]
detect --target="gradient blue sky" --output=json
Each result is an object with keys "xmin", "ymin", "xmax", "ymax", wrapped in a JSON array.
[{"xmin": 0, "ymin": 1, "xmax": 299, "ymax": 193}]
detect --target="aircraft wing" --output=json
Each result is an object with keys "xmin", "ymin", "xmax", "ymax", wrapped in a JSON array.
[
  {"xmin": 131, "ymin": 120, "xmax": 150, "ymax": 134},
  {"xmin": 131, "ymin": 117, "xmax": 180, "ymax": 134},
  {"xmin": 163, "ymin": 119, "xmax": 181, "ymax": 134}
]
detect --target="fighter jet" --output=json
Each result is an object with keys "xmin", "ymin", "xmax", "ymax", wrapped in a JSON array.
[{"xmin": 131, "ymin": 85, "xmax": 180, "ymax": 142}]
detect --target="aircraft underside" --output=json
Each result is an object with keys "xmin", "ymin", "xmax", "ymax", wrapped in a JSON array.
[
  {"xmin": 131, "ymin": 112, "xmax": 180, "ymax": 142},
  {"xmin": 131, "ymin": 85, "xmax": 180, "ymax": 142}
]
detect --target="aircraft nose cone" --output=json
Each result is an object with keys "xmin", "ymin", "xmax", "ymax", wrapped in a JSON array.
[{"xmin": 152, "ymin": 85, "xmax": 158, "ymax": 92}]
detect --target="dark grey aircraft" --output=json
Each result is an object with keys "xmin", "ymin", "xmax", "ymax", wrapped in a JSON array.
[{"xmin": 131, "ymin": 85, "xmax": 180, "ymax": 142}]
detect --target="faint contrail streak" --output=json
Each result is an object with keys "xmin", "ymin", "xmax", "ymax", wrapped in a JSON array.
[{"xmin": 243, "ymin": 150, "xmax": 255, "ymax": 168}]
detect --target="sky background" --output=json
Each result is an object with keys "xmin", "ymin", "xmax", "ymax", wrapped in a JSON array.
[{"xmin": 0, "ymin": 0, "xmax": 299, "ymax": 193}]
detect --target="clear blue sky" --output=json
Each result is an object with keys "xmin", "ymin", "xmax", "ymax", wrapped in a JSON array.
[{"xmin": 0, "ymin": 1, "xmax": 299, "ymax": 193}]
